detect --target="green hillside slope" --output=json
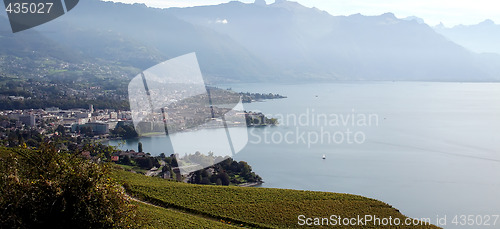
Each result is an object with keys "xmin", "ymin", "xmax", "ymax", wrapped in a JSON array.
[
  {"xmin": 134, "ymin": 202, "xmax": 238, "ymax": 228},
  {"xmin": 115, "ymin": 170, "xmax": 440, "ymax": 228}
]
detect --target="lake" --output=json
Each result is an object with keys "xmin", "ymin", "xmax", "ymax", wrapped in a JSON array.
[{"xmin": 109, "ymin": 82, "xmax": 500, "ymax": 228}]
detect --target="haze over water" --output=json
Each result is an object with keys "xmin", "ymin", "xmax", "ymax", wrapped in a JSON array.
[{"xmin": 110, "ymin": 82, "xmax": 500, "ymax": 228}]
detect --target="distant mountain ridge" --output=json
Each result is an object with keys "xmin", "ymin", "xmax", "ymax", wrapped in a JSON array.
[
  {"xmin": 0, "ymin": 0, "xmax": 499, "ymax": 83},
  {"xmin": 434, "ymin": 20, "xmax": 500, "ymax": 55},
  {"xmin": 167, "ymin": 0, "xmax": 499, "ymax": 81},
  {"xmin": 38, "ymin": 0, "xmax": 276, "ymax": 83}
]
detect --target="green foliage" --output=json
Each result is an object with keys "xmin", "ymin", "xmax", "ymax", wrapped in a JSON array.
[
  {"xmin": 179, "ymin": 153, "xmax": 261, "ymax": 186},
  {"xmin": 134, "ymin": 157, "xmax": 154, "ymax": 170},
  {"xmin": 245, "ymin": 112, "xmax": 278, "ymax": 126},
  {"xmin": 55, "ymin": 125, "xmax": 66, "ymax": 136},
  {"xmin": 121, "ymin": 155, "xmax": 132, "ymax": 166},
  {"xmin": 0, "ymin": 145, "xmax": 137, "ymax": 228},
  {"xmin": 115, "ymin": 170, "xmax": 439, "ymax": 229},
  {"xmin": 266, "ymin": 118, "xmax": 279, "ymax": 126},
  {"xmin": 0, "ymin": 127, "xmax": 43, "ymax": 148},
  {"xmin": 239, "ymin": 91, "xmax": 287, "ymax": 103},
  {"xmin": 111, "ymin": 125, "xmax": 138, "ymax": 139},
  {"xmin": 218, "ymin": 172, "xmax": 230, "ymax": 186},
  {"xmin": 138, "ymin": 142, "xmax": 143, "ymax": 153}
]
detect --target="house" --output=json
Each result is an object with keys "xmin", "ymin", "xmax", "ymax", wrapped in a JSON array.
[
  {"xmin": 72, "ymin": 122, "xmax": 110, "ymax": 135},
  {"xmin": 115, "ymin": 150, "xmax": 149, "ymax": 160}
]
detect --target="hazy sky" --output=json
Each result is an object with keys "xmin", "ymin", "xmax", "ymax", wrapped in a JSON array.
[{"xmin": 108, "ymin": 0, "xmax": 498, "ymax": 27}]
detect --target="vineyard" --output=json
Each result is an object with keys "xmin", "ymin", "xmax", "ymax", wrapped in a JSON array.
[
  {"xmin": 115, "ymin": 169, "xmax": 440, "ymax": 228},
  {"xmin": 134, "ymin": 202, "xmax": 237, "ymax": 228}
]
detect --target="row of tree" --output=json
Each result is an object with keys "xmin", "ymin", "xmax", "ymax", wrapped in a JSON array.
[
  {"xmin": 0, "ymin": 97, "xmax": 130, "ymax": 111},
  {"xmin": 188, "ymin": 157, "xmax": 262, "ymax": 186}
]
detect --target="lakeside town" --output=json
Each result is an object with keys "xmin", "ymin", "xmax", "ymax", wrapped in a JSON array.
[
  {"xmin": 0, "ymin": 103, "xmax": 269, "ymax": 185},
  {"xmin": 0, "ymin": 84, "xmax": 282, "ymax": 193},
  {"xmin": 0, "ymin": 85, "xmax": 283, "ymax": 186},
  {"xmin": 0, "ymin": 104, "xmax": 130, "ymax": 139},
  {"xmin": 0, "ymin": 104, "xmax": 277, "ymax": 142}
]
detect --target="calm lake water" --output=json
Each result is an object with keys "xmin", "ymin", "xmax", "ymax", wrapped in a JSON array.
[{"xmin": 109, "ymin": 82, "xmax": 500, "ymax": 228}]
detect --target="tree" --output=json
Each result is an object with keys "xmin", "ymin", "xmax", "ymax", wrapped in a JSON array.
[
  {"xmin": 163, "ymin": 156, "xmax": 172, "ymax": 165},
  {"xmin": 26, "ymin": 139, "xmax": 39, "ymax": 148},
  {"xmin": 200, "ymin": 177, "xmax": 211, "ymax": 185},
  {"xmin": 55, "ymin": 125, "xmax": 66, "ymax": 136},
  {"xmin": 138, "ymin": 142, "xmax": 143, "ymax": 153},
  {"xmin": 112, "ymin": 126, "xmax": 125, "ymax": 136},
  {"xmin": 111, "ymin": 125, "xmax": 137, "ymax": 139},
  {"xmin": 0, "ymin": 143, "xmax": 136, "ymax": 228},
  {"xmin": 135, "ymin": 157, "xmax": 153, "ymax": 170},
  {"xmin": 170, "ymin": 154, "xmax": 178, "ymax": 167},
  {"xmin": 266, "ymin": 118, "xmax": 279, "ymax": 125},
  {"xmin": 152, "ymin": 158, "xmax": 160, "ymax": 168},
  {"xmin": 239, "ymin": 161, "xmax": 252, "ymax": 179},
  {"xmin": 8, "ymin": 132, "xmax": 17, "ymax": 147},
  {"xmin": 230, "ymin": 160, "xmax": 239, "ymax": 172},
  {"xmin": 190, "ymin": 171, "xmax": 202, "ymax": 184},
  {"xmin": 120, "ymin": 155, "xmax": 132, "ymax": 165},
  {"xmin": 218, "ymin": 172, "xmax": 230, "ymax": 186},
  {"xmin": 122, "ymin": 125, "xmax": 138, "ymax": 139}
]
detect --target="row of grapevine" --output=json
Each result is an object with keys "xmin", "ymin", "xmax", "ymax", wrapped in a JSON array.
[{"xmin": 114, "ymin": 170, "xmax": 439, "ymax": 229}]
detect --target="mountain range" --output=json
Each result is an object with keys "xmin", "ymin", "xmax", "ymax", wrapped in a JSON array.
[
  {"xmin": 0, "ymin": 0, "xmax": 499, "ymax": 83},
  {"xmin": 434, "ymin": 20, "xmax": 500, "ymax": 55}
]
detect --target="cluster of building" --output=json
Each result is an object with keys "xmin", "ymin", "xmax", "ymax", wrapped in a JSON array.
[
  {"xmin": 1, "ymin": 102, "xmax": 272, "ymax": 139},
  {"xmin": 109, "ymin": 150, "xmax": 149, "ymax": 162},
  {"xmin": 0, "ymin": 105, "xmax": 133, "ymax": 136}
]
